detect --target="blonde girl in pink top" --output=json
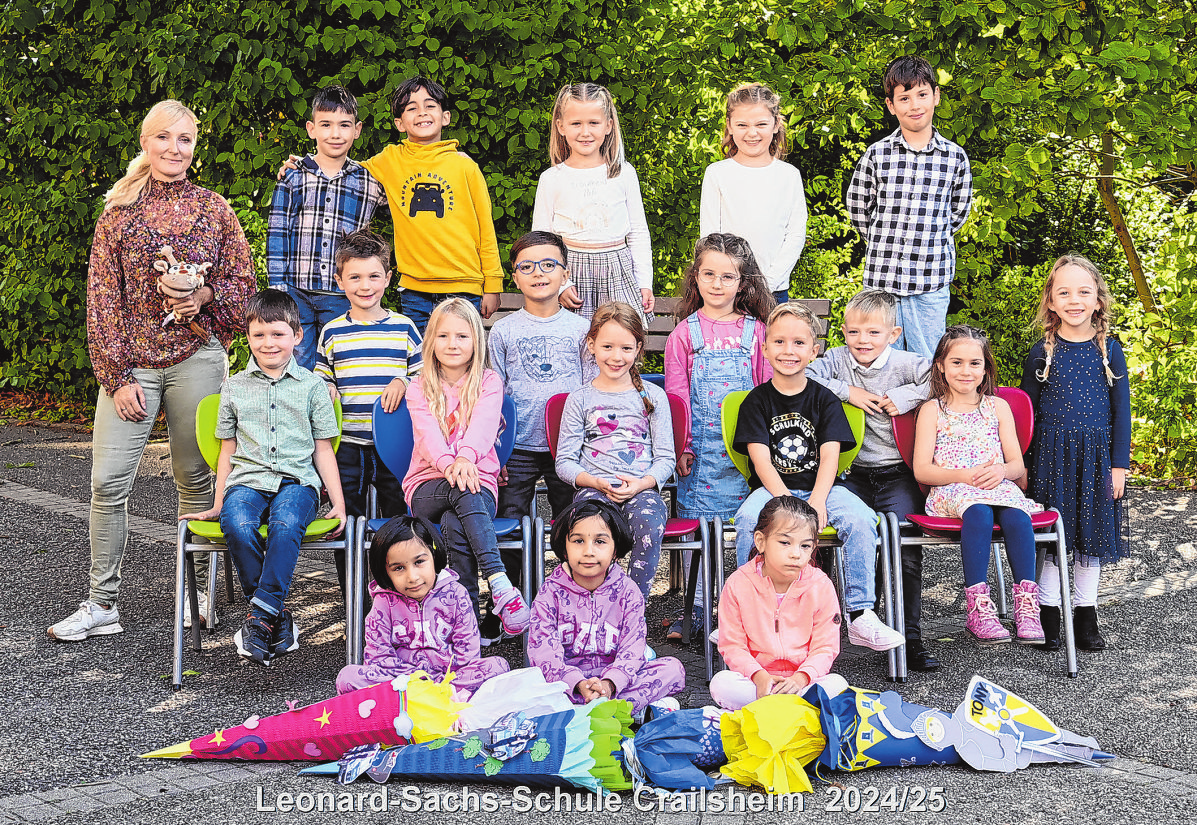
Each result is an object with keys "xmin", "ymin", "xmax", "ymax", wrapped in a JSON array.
[
  {"xmin": 404, "ymin": 298, "xmax": 530, "ymax": 635},
  {"xmin": 711, "ymin": 495, "xmax": 847, "ymax": 711}
]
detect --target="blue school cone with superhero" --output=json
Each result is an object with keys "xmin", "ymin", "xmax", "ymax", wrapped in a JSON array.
[
  {"xmin": 302, "ymin": 700, "xmax": 633, "ymax": 793},
  {"xmin": 626, "ymin": 676, "xmax": 1111, "ymax": 794}
]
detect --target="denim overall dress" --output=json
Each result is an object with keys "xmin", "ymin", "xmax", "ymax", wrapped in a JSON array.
[{"xmin": 676, "ymin": 313, "xmax": 757, "ymax": 519}]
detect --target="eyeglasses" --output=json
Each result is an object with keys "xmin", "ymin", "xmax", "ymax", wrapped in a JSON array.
[
  {"xmin": 514, "ymin": 258, "xmax": 565, "ymax": 276},
  {"xmin": 696, "ymin": 271, "xmax": 741, "ymax": 287}
]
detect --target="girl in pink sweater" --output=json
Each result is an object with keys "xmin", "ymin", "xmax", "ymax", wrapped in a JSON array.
[
  {"xmin": 404, "ymin": 299, "xmax": 530, "ymax": 635},
  {"xmin": 712, "ymin": 495, "xmax": 847, "ymax": 711}
]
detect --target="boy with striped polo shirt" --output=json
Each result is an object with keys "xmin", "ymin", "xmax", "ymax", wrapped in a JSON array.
[
  {"xmin": 267, "ymin": 85, "xmax": 388, "ymax": 370},
  {"xmin": 316, "ymin": 230, "xmax": 422, "ymax": 587},
  {"xmin": 845, "ymin": 55, "xmax": 972, "ymax": 359}
]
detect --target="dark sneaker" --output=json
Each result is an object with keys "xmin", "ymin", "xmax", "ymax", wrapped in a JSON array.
[
  {"xmin": 479, "ymin": 611, "xmax": 504, "ymax": 647},
  {"xmin": 234, "ymin": 609, "xmax": 273, "ymax": 666},
  {"xmin": 270, "ymin": 608, "xmax": 300, "ymax": 658}
]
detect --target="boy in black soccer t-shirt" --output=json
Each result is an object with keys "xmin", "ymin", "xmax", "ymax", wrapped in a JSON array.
[{"xmin": 731, "ymin": 303, "xmax": 904, "ymax": 652}]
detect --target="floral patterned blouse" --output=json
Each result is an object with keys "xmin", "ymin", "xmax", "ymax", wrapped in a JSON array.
[{"xmin": 86, "ymin": 177, "xmax": 254, "ymax": 393}]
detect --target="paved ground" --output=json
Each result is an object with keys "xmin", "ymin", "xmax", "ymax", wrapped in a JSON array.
[{"xmin": 2, "ymin": 419, "xmax": 1196, "ymax": 824}]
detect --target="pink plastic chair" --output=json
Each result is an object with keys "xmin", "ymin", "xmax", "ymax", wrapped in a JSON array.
[{"xmin": 889, "ymin": 387, "xmax": 1078, "ymax": 678}]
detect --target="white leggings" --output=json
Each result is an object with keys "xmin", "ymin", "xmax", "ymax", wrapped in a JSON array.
[
  {"xmin": 1038, "ymin": 558, "xmax": 1101, "ymax": 608},
  {"xmin": 709, "ymin": 670, "xmax": 849, "ymax": 712}
]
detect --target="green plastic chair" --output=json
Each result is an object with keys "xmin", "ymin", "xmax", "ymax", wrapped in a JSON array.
[
  {"xmin": 172, "ymin": 393, "xmax": 353, "ymax": 690},
  {"xmin": 717, "ymin": 389, "xmax": 899, "ymax": 677}
]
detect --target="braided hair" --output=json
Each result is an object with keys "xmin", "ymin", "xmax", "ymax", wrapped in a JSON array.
[
  {"xmin": 1033, "ymin": 255, "xmax": 1119, "ymax": 387},
  {"xmin": 586, "ymin": 302, "xmax": 653, "ymax": 414}
]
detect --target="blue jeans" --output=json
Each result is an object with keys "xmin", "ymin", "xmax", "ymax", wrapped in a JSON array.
[
  {"xmin": 497, "ymin": 449, "xmax": 574, "ymax": 586},
  {"xmin": 338, "ymin": 442, "xmax": 405, "ymax": 520},
  {"xmin": 401, "ymin": 290, "xmax": 481, "ymax": 335},
  {"xmin": 734, "ymin": 485, "xmax": 879, "ymax": 612},
  {"xmin": 408, "ymin": 479, "xmax": 500, "ymax": 617},
  {"xmin": 220, "ymin": 481, "xmax": 319, "ymax": 616},
  {"xmin": 842, "ymin": 463, "xmax": 926, "ymax": 639},
  {"xmin": 894, "ymin": 284, "xmax": 950, "ymax": 360},
  {"xmin": 289, "ymin": 289, "xmax": 350, "ymax": 372},
  {"xmin": 773, "ymin": 289, "xmax": 791, "ymax": 306}
]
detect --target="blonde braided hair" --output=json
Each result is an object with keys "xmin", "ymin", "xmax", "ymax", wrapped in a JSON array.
[
  {"xmin": 1033, "ymin": 255, "xmax": 1119, "ymax": 386},
  {"xmin": 586, "ymin": 302, "xmax": 653, "ymax": 414}
]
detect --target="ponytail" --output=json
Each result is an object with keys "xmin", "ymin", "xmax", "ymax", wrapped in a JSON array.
[{"xmin": 104, "ymin": 100, "xmax": 198, "ymax": 210}]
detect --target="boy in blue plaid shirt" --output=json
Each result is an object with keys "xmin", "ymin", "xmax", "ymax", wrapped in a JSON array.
[
  {"xmin": 267, "ymin": 85, "xmax": 388, "ymax": 370},
  {"xmin": 845, "ymin": 56, "xmax": 972, "ymax": 359}
]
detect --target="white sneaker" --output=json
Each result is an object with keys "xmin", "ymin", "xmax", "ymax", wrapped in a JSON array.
[
  {"xmin": 633, "ymin": 697, "xmax": 681, "ymax": 726},
  {"xmin": 183, "ymin": 592, "xmax": 218, "ymax": 630},
  {"xmin": 847, "ymin": 609, "xmax": 905, "ymax": 651},
  {"xmin": 48, "ymin": 601, "xmax": 124, "ymax": 642}
]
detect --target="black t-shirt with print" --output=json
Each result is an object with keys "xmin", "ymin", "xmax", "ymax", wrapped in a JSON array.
[{"xmin": 733, "ymin": 379, "xmax": 856, "ymax": 491}]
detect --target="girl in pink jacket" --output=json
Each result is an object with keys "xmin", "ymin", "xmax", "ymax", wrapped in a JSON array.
[
  {"xmin": 712, "ymin": 495, "xmax": 848, "ymax": 710},
  {"xmin": 404, "ymin": 299, "xmax": 530, "ymax": 634},
  {"xmin": 528, "ymin": 499, "xmax": 685, "ymax": 718},
  {"xmin": 336, "ymin": 516, "xmax": 509, "ymax": 697}
]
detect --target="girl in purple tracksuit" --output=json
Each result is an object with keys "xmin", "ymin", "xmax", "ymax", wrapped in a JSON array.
[
  {"xmin": 336, "ymin": 516, "xmax": 509, "ymax": 697},
  {"xmin": 527, "ymin": 499, "xmax": 684, "ymax": 714}
]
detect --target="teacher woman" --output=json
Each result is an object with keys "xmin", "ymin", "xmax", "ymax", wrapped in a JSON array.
[{"xmin": 48, "ymin": 100, "xmax": 255, "ymax": 641}]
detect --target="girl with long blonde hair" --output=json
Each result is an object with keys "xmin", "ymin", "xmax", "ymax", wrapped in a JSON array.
[
  {"xmin": 403, "ymin": 298, "xmax": 530, "ymax": 635},
  {"xmin": 1020, "ymin": 254, "xmax": 1130, "ymax": 652},
  {"xmin": 532, "ymin": 83, "xmax": 655, "ymax": 324}
]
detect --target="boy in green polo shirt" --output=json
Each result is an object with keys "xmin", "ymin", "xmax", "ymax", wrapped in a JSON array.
[{"xmin": 180, "ymin": 289, "xmax": 345, "ymax": 666}]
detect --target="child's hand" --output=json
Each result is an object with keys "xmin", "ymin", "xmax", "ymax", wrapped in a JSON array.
[
  {"xmin": 560, "ymin": 285, "xmax": 582, "ymax": 310},
  {"xmin": 1111, "ymin": 467, "xmax": 1126, "ymax": 499},
  {"xmin": 770, "ymin": 673, "xmax": 811, "ymax": 695},
  {"xmin": 640, "ymin": 289, "xmax": 655, "ymax": 313},
  {"xmin": 809, "ymin": 497, "xmax": 829, "ymax": 531},
  {"xmin": 676, "ymin": 451, "xmax": 695, "ymax": 477},
  {"xmin": 480, "ymin": 292, "xmax": 499, "ymax": 319},
  {"xmin": 752, "ymin": 670, "xmax": 777, "ymax": 700},
  {"xmin": 847, "ymin": 386, "xmax": 886, "ymax": 415},
  {"xmin": 878, "ymin": 395, "xmax": 899, "ymax": 416},
  {"xmin": 970, "ymin": 458, "xmax": 1004, "ymax": 490},
  {"xmin": 608, "ymin": 474, "xmax": 649, "ymax": 502},
  {"xmin": 380, "ymin": 378, "xmax": 407, "ymax": 413},
  {"xmin": 497, "ymin": 466, "xmax": 508, "ymax": 487},
  {"xmin": 326, "ymin": 382, "xmax": 340, "ymax": 403},
  {"xmin": 275, "ymin": 154, "xmax": 302, "ymax": 181},
  {"xmin": 576, "ymin": 677, "xmax": 610, "ymax": 701},
  {"xmin": 324, "ymin": 503, "xmax": 347, "ymax": 538},
  {"xmin": 179, "ymin": 507, "xmax": 220, "ymax": 522},
  {"xmin": 447, "ymin": 457, "xmax": 481, "ymax": 493}
]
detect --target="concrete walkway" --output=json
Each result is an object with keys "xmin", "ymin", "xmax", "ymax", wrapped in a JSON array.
[{"xmin": 2, "ymin": 420, "xmax": 1196, "ymax": 824}]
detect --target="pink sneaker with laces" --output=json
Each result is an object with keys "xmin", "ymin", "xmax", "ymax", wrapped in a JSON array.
[
  {"xmin": 491, "ymin": 586, "xmax": 530, "ymax": 636},
  {"xmin": 965, "ymin": 582, "xmax": 1010, "ymax": 645},
  {"xmin": 1012, "ymin": 580, "xmax": 1045, "ymax": 644}
]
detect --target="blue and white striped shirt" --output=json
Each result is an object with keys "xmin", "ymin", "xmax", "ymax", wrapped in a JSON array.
[{"xmin": 314, "ymin": 310, "xmax": 423, "ymax": 444}]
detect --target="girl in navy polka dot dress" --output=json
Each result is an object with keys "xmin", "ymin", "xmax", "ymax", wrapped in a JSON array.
[{"xmin": 1021, "ymin": 255, "xmax": 1130, "ymax": 652}]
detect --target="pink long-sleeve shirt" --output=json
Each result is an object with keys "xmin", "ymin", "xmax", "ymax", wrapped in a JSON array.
[
  {"xmin": 717, "ymin": 555, "xmax": 842, "ymax": 684},
  {"xmin": 403, "ymin": 369, "xmax": 503, "ymax": 505}
]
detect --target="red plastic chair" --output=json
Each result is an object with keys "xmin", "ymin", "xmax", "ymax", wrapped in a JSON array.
[
  {"xmin": 889, "ymin": 387, "xmax": 1078, "ymax": 678},
  {"xmin": 543, "ymin": 390, "xmax": 717, "ymax": 679}
]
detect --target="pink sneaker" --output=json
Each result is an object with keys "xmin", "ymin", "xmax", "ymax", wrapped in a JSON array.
[
  {"xmin": 1012, "ymin": 580, "xmax": 1045, "ymax": 644},
  {"xmin": 965, "ymin": 582, "xmax": 1010, "ymax": 645},
  {"xmin": 491, "ymin": 586, "xmax": 530, "ymax": 636}
]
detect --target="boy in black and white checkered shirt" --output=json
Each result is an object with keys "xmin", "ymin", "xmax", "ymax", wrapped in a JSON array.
[{"xmin": 845, "ymin": 55, "xmax": 972, "ymax": 359}]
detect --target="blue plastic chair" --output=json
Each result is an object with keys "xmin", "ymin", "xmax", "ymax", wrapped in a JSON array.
[{"xmin": 350, "ymin": 393, "xmax": 535, "ymax": 662}]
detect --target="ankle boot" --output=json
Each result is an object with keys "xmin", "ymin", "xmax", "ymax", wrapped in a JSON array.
[
  {"xmin": 965, "ymin": 582, "xmax": 1010, "ymax": 645},
  {"xmin": 1074, "ymin": 606, "xmax": 1107, "ymax": 651},
  {"xmin": 1012, "ymin": 581, "xmax": 1045, "ymax": 644},
  {"xmin": 1038, "ymin": 605, "xmax": 1061, "ymax": 651}
]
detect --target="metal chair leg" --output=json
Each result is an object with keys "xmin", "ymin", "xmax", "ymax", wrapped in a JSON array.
[
  {"xmin": 888, "ymin": 514, "xmax": 909, "ymax": 682},
  {"xmin": 993, "ymin": 541, "xmax": 1010, "ymax": 619},
  {"xmin": 1054, "ymin": 515, "xmax": 1078, "ymax": 678},
  {"xmin": 343, "ymin": 517, "xmax": 357, "ymax": 666},
  {"xmin": 173, "ymin": 522, "xmax": 189, "ymax": 691},
  {"xmin": 879, "ymin": 513, "xmax": 902, "ymax": 682}
]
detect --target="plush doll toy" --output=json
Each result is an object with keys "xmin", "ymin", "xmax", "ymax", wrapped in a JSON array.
[{"xmin": 154, "ymin": 246, "xmax": 211, "ymax": 338}]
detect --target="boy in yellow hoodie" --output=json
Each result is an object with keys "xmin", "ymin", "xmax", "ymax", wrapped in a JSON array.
[{"xmin": 361, "ymin": 76, "xmax": 502, "ymax": 331}]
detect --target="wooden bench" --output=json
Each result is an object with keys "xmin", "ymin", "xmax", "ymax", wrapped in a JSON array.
[{"xmin": 483, "ymin": 293, "xmax": 832, "ymax": 354}]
